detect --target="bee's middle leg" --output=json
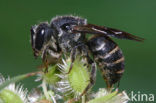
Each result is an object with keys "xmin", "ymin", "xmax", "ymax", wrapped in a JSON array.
[
  {"xmin": 67, "ymin": 44, "xmax": 83, "ymax": 74},
  {"xmin": 80, "ymin": 56, "xmax": 97, "ymax": 96}
]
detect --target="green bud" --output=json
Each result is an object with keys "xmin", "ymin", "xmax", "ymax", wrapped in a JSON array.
[
  {"xmin": 0, "ymin": 89, "xmax": 24, "ymax": 103},
  {"xmin": 43, "ymin": 65, "xmax": 61, "ymax": 85},
  {"xmin": 57, "ymin": 57, "xmax": 90, "ymax": 99}
]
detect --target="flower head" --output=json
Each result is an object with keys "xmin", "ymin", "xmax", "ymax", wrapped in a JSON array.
[{"xmin": 0, "ymin": 74, "xmax": 28, "ymax": 103}]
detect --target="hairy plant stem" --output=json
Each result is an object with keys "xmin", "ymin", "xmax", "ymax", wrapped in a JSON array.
[
  {"xmin": 42, "ymin": 79, "xmax": 50, "ymax": 101},
  {"xmin": 82, "ymin": 95, "xmax": 85, "ymax": 103}
]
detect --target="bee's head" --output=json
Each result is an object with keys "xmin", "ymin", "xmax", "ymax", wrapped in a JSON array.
[{"xmin": 30, "ymin": 22, "xmax": 53, "ymax": 58}]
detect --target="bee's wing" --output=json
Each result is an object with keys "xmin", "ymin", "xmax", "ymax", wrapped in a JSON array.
[{"xmin": 73, "ymin": 24, "xmax": 144, "ymax": 42}]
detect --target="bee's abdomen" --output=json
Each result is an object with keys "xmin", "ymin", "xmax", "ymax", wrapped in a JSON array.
[
  {"xmin": 99, "ymin": 46, "xmax": 125, "ymax": 85},
  {"xmin": 87, "ymin": 36, "xmax": 125, "ymax": 86}
]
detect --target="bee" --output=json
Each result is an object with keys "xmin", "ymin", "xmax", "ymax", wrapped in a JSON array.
[{"xmin": 30, "ymin": 15, "xmax": 144, "ymax": 96}]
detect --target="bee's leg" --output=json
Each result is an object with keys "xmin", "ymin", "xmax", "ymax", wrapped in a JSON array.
[
  {"xmin": 69, "ymin": 56, "xmax": 97, "ymax": 102},
  {"xmin": 67, "ymin": 45, "xmax": 78, "ymax": 74},
  {"xmin": 42, "ymin": 50, "xmax": 49, "ymax": 73},
  {"xmin": 41, "ymin": 48, "xmax": 61, "ymax": 73},
  {"xmin": 106, "ymin": 79, "xmax": 112, "ymax": 90},
  {"xmin": 80, "ymin": 56, "xmax": 97, "ymax": 96},
  {"xmin": 68, "ymin": 43, "xmax": 88, "ymax": 74},
  {"xmin": 99, "ymin": 68, "xmax": 113, "ymax": 91}
]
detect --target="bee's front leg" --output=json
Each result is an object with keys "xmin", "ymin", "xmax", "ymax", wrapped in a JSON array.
[{"xmin": 42, "ymin": 49, "xmax": 49, "ymax": 73}]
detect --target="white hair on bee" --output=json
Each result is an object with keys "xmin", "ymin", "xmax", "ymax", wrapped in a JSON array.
[
  {"xmin": 58, "ymin": 28, "xmax": 63, "ymax": 37},
  {"xmin": 51, "ymin": 15, "xmax": 87, "ymax": 25},
  {"xmin": 32, "ymin": 24, "xmax": 38, "ymax": 33}
]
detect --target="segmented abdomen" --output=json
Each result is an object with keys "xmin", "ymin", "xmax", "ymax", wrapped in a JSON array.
[{"xmin": 87, "ymin": 36, "xmax": 125, "ymax": 87}]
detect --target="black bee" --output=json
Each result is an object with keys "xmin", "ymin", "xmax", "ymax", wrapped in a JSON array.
[{"xmin": 30, "ymin": 15, "xmax": 144, "ymax": 96}]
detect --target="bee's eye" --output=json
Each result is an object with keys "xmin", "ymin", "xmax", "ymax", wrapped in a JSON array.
[{"xmin": 35, "ymin": 29, "xmax": 45, "ymax": 50}]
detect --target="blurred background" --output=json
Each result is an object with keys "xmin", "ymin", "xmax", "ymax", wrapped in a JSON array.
[{"xmin": 0, "ymin": 0, "xmax": 155, "ymax": 102}]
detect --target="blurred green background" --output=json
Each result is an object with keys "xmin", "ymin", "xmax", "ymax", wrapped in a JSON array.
[{"xmin": 0, "ymin": 0, "xmax": 155, "ymax": 102}]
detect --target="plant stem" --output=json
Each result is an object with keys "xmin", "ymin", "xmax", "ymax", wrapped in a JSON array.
[
  {"xmin": 82, "ymin": 95, "xmax": 85, "ymax": 103},
  {"xmin": 0, "ymin": 71, "xmax": 40, "ymax": 90},
  {"xmin": 42, "ymin": 80, "xmax": 50, "ymax": 101}
]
